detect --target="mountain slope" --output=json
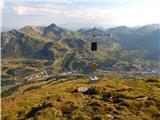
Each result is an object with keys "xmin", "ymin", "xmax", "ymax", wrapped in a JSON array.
[
  {"xmin": 1, "ymin": 75, "xmax": 160, "ymax": 120},
  {"xmin": 78, "ymin": 24, "xmax": 160, "ymax": 61},
  {"xmin": 1, "ymin": 29, "xmax": 45, "ymax": 58},
  {"xmin": 1, "ymin": 23, "xmax": 160, "ymax": 73}
]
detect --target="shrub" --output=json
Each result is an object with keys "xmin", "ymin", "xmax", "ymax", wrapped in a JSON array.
[
  {"xmin": 84, "ymin": 87, "xmax": 99, "ymax": 95},
  {"xmin": 62, "ymin": 101, "xmax": 78, "ymax": 114},
  {"xmin": 25, "ymin": 102, "xmax": 53, "ymax": 118},
  {"xmin": 93, "ymin": 115, "xmax": 103, "ymax": 120},
  {"xmin": 102, "ymin": 92, "xmax": 112, "ymax": 101},
  {"xmin": 146, "ymin": 78, "xmax": 158, "ymax": 82},
  {"xmin": 35, "ymin": 108, "xmax": 56, "ymax": 120}
]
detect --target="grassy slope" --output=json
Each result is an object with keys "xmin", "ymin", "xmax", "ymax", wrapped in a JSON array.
[{"xmin": 1, "ymin": 75, "xmax": 160, "ymax": 120}]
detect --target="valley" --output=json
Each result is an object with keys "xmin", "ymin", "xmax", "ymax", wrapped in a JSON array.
[{"xmin": 1, "ymin": 23, "xmax": 160, "ymax": 120}]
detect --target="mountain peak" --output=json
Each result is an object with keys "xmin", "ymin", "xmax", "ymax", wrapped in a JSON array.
[
  {"xmin": 47, "ymin": 23, "xmax": 57, "ymax": 28},
  {"xmin": 20, "ymin": 25, "xmax": 35, "ymax": 31},
  {"xmin": 43, "ymin": 23, "xmax": 68, "ymax": 38},
  {"xmin": 135, "ymin": 24, "xmax": 159, "ymax": 34},
  {"xmin": 43, "ymin": 23, "xmax": 58, "ymax": 33}
]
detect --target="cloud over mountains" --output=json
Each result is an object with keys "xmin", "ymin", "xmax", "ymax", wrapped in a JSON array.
[{"xmin": 2, "ymin": 0, "xmax": 160, "ymax": 30}]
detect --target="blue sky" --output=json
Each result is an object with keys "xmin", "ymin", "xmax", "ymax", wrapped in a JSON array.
[{"xmin": 1, "ymin": 0, "xmax": 160, "ymax": 30}]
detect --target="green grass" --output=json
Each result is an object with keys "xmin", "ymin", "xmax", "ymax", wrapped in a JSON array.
[{"xmin": 1, "ymin": 75, "xmax": 160, "ymax": 120}]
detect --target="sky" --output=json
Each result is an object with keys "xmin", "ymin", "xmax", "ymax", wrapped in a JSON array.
[{"xmin": 1, "ymin": 0, "xmax": 160, "ymax": 30}]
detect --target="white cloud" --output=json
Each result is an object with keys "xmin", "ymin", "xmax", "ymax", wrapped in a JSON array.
[
  {"xmin": 0, "ymin": 0, "xmax": 4, "ymax": 9},
  {"xmin": 63, "ymin": 8, "xmax": 114, "ymax": 27},
  {"xmin": 11, "ymin": 3, "xmax": 66, "ymax": 15},
  {"xmin": 10, "ymin": 3, "xmax": 114, "ymax": 27},
  {"xmin": 2, "ymin": 0, "xmax": 160, "ymax": 29},
  {"xmin": 112, "ymin": 2, "xmax": 160, "ymax": 26}
]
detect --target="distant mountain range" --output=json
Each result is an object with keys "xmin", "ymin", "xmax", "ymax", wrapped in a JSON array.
[
  {"xmin": 1, "ymin": 23, "xmax": 160, "ymax": 72},
  {"xmin": 78, "ymin": 24, "xmax": 160, "ymax": 60}
]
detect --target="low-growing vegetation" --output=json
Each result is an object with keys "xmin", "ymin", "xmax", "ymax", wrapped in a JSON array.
[{"xmin": 1, "ymin": 75, "xmax": 160, "ymax": 120}]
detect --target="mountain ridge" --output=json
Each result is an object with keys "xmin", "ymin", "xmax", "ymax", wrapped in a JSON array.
[{"xmin": 1, "ymin": 23, "xmax": 160, "ymax": 73}]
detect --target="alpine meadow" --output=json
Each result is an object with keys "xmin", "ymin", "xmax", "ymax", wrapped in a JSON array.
[{"xmin": 1, "ymin": 0, "xmax": 160, "ymax": 120}]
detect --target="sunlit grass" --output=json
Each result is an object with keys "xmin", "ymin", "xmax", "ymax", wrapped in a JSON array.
[{"xmin": 1, "ymin": 75, "xmax": 160, "ymax": 120}]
